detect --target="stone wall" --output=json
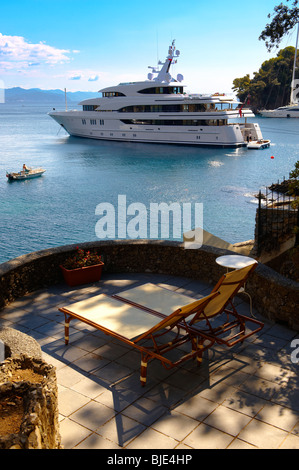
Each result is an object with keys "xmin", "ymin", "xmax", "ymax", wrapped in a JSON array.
[
  {"xmin": 0, "ymin": 355, "xmax": 62, "ymax": 449},
  {"xmin": 0, "ymin": 327, "xmax": 42, "ymax": 360},
  {"xmin": 0, "ymin": 240, "xmax": 298, "ymax": 329}
]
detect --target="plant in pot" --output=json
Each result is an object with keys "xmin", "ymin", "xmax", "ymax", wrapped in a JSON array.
[{"xmin": 60, "ymin": 247, "xmax": 104, "ymax": 287}]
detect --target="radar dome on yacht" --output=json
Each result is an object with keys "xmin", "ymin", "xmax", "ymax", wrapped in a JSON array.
[
  {"xmin": 176, "ymin": 50, "xmax": 180, "ymax": 56},
  {"xmin": 177, "ymin": 74, "xmax": 184, "ymax": 82},
  {"xmin": 147, "ymin": 73, "xmax": 154, "ymax": 80}
]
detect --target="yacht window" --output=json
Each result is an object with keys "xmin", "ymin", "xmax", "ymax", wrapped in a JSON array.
[
  {"xmin": 83, "ymin": 105, "xmax": 98, "ymax": 111},
  {"xmin": 172, "ymin": 87, "xmax": 182, "ymax": 94},
  {"xmin": 120, "ymin": 119, "xmax": 228, "ymax": 126},
  {"xmin": 90, "ymin": 119, "xmax": 97, "ymax": 125},
  {"xmin": 187, "ymin": 104, "xmax": 207, "ymax": 112},
  {"xmin": 215, "ymin": 103, "xmax": 234, "ymax": 111},
  {"xmin": 118, "ymin": 104, "xmax": 203, "ymax": 113},
  {"xmin": 102, "ymin": 91, "xmax": 126, "ymax": 97},
  {"xmin": 138, "ymin": 86, "xmax": 184, "ymax": 95}
]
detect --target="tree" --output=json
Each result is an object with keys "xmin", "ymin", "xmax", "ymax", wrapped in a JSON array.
[
  {"xmin": 232, "ymin": 46, "xmax": 298, "ymax": 109},
  {"xmin": 232, "ymin": 74, "xmax": 251, "ymax": 97},
  {"xmin": 289, "ymin": 161, "xmax": 299, "ymax": 206},
  {"xmin": 259, "ymin": 1, "xmax": 299, "ymax": 51}
]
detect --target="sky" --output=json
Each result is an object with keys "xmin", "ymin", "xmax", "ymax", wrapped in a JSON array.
[{"xmin": 0, "ymin": 0, "xmax": 298, "ymax": 95}]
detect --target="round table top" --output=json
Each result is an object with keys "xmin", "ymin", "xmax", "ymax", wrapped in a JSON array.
[{"xmin": 216, "ymin": 255, "xmax": 257, "ymax": 269}]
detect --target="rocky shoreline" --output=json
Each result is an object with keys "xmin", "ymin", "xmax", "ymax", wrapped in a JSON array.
[{"xmin": 269, "ymin": 179, "xmax": 299, "ymax": 196}]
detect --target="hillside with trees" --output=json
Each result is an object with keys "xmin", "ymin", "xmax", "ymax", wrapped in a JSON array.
[
  {"xmin": 232, "ymin": 46, "xmax": 298, "ymax": 111},
  {"xmin": 233, "ymin": 1, "xmax": 299, "ymax": 111}
]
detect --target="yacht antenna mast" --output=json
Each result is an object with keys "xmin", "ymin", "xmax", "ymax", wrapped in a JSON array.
[
  {"xmin": 290, "ymin": 23, "xmax": 299, "ymax": 104},
  {"xmin": 154, "ymin": 40, "xmax": 179, "ymax": 82},
  {"xmin": 64, "ymin": 88, "xmax": 68, "ymax": 111}
]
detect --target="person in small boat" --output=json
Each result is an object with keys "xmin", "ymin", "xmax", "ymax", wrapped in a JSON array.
[{"xmin": 22, "ymin": 164, "xmax": 29, "ymax": 172}]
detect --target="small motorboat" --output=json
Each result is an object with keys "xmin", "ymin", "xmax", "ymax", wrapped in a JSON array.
[
  {"xmin": 6, "ymin": 166, "xmax": 46, "ymax": 181},
  {"xmin": 247, "ymin": 139, "xmax": 271, "ymax": 149}
]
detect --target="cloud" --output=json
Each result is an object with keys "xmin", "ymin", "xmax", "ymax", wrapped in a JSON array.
[
  {"xmin": 0, "ymin": 33, "xmax": 71, "ymax": 71},
  {"xmin": 69, "ymin": 75, "xmax": 81, "ymax": 80},
  {"xmin": 66, "ymin": 70, "xmax": 101, "ymax": 83},
  {"xmin": 88, "ymin": 75, "xmax": 99, "ymax": 82}
]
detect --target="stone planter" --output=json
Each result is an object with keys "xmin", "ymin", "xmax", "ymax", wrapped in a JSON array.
[
  {"xmin": 0, "ymin": 355, "xmax": 62, "ymax": 449},
  {"xmin": 60, "ymin": 262, "xmax": 104, "ymax": 287}
]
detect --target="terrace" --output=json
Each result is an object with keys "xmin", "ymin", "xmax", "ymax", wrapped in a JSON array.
[{"xmin": 0, "ymin": 241, "xmax": 299, "ymax": 449}]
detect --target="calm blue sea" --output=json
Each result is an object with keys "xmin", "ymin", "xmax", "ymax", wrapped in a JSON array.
[{"xmin": 0, "ymin": 103, "xmax": 298, "ymax": 264}]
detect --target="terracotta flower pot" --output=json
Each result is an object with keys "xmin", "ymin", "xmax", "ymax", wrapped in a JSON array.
[{"xmin": 60, "ymin": 262, "xmax": 104, "ymax": 287}]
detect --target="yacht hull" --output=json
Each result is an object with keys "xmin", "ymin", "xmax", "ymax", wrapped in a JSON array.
[
  {"xmin": 259, "ymin": 112, "xmax": 299, "ymax": 118},
  {"xmin": 50, "ymin": 112, "xmax": 249, "ymax": 148}
]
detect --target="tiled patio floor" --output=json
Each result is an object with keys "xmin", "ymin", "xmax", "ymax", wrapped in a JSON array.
[{"xmin": 1, "ymin": 272, "xmax": 299, "ymax": 450}]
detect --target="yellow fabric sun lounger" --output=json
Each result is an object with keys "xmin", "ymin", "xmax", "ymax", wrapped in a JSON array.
[
  {"xmin": 59, "ymin": 291, "xmax": 219, "ymax": 386},
  {"xmin": 113, "ymin": 263, "xmax": 264, "ymax": 348},
  {"xmin": 59, "ymin": 264, "xmax": 263, "ymax": 386}
]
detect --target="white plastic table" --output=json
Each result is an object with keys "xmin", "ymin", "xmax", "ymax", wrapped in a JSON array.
[
  {"xmin": 216, "ymin": 255, "xmax": 257, "ymax": 270},
  {"xmin": 216, "ymin": 255, "xmax": 257, "ymax": 316}
]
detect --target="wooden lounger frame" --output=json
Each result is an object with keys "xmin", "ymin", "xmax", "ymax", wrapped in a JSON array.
[
  {"xmin": 59, "ymin": 264, "xmax": 264, "ymax": 387},
  {"xmin": 113, "ymin": 264, "xmax": 264, "ymax": 349},
  {"xmin": 59, "ymin": 291, "xmax": 219, "ymax": 386}
]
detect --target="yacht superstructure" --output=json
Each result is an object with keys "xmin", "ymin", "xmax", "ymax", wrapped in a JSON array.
[{"xmin": 49, "ymin": 41, "xmax": 264, "ymax": 147}]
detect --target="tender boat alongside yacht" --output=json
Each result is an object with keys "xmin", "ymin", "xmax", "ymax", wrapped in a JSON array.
[
  {"xmin": 49, "ymin": 41, "xmax": 266, "ymax": 148},
  {"xmin": 247, "ymin": 139, "xmax": 271, "ymax": 149}
]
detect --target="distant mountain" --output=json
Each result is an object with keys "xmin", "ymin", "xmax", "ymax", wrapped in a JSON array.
[{"xmin": 1, "ymin": 87, "xmax": 99, "ymax": 104}]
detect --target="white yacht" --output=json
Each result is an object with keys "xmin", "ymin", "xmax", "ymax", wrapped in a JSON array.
[
  {"xmin": 259, "ymin": 103, "xmax": 299, "ymax": 118},
  {"xmin": 49, "ymin": 41, "xmax": 264, "ymax": 148}
]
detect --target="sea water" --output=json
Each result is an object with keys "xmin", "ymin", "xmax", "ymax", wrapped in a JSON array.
[{"xmin": 0, "ymin": 103, "xmax": 298, "ymax": 264}]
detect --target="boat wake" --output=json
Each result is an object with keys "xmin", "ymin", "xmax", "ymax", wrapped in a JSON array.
[
  {"xmin": 208, "ymin": 160, "xmax": 224, "ymax": 167},
  {"xmin": 221, "ymin": 186, "xmax": 264, "ymax": 206}
]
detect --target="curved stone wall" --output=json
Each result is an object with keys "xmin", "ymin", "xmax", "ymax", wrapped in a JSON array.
[{"xmin": 0, "ymin": 240, "xmax": 298, "ymax": 329}]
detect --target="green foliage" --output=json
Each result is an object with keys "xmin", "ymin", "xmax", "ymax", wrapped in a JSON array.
[
  {"xmin": 290, "ymin": 160, "xmax": 299, "ymax": 180},
  {"xmin": 259, "ymin": 0, "xmax": 299, "ymax": 51},
  {"xmin": 289, "ymin": 161, "xmax": 299, "ymax": 209},
  {"xmin": 232, "ymin": 74, "xmax": 251, "ymax": 95},
  {"xmin": 62, "ymin": 247, "xmax": 102, "ymax": 270},
  {"xmin": 288, "ymin": 161, "xmax": 299, "ymax": 247},
  {"xmin": 232, "ymin": 46, "xmax": 298, "ymax": 109}
]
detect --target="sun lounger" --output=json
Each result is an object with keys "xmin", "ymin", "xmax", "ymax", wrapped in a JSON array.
[
  {"xmin": 113, "ymin": 263, "xmax": 264, "ymax": 349},
  {"xmin": 59, "ymin": 291, "xmax": 219, "ymax": 386},
  {"xmin": 59, "ymin": 264, "xmax": 263, "ymax": 386}
]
